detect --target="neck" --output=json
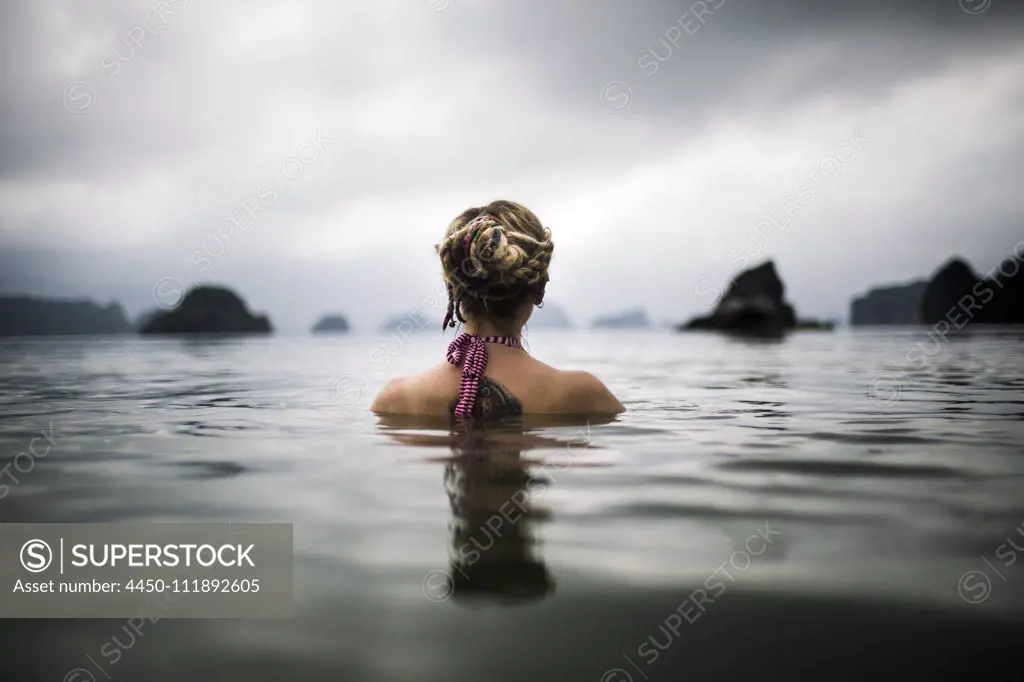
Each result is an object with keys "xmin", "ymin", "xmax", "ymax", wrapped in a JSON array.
[{"xmin": 463, "ymin": 318, "xmax": 522, "ymax": 339}]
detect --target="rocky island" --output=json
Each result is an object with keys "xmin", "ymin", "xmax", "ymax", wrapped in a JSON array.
[
  {"xmin": 679, "ymin": 260, "xmax": 832, "ymax": 336},
  {"xmin": 850, "ymin": 280, "xmax": 927, "ymax": 325},
  {"xmin": 379, "ymin": 311, "xmax": 437, "ymax": 333},
  {"xmin": 920, "ymin": 255, "xmax": 1023, "ymax": 326},
  {"xmin": 0, "ymin": 296, "xmax": 133, "ymax": 336},
  {"xmin": 139, "ymin": 285, "xmax": 272, "ymax": 335},
  {"xmin": 851, "ymin": 251, "xmax": 1023, "ymax": 329},
  {"xmin": 311, "ymin": 314, "xmax": 351, "ymax": 334},
  {"xmin": 592, "ymin": 308, "xmax": 651, "ymax": 329}
]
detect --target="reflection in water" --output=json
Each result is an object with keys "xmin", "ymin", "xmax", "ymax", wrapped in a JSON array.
[
  {"xmin": 379, "ymin": 414, "xmax": 611, "ymax": 606},
  {"xmin": 442, "ymin": 426, "xmax": 554, "ymax": 604}
]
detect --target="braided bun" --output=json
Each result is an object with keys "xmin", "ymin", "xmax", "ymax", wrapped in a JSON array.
[{"xmin": 437, "ymin": 200, "xmax": 554, "ymax": 328}]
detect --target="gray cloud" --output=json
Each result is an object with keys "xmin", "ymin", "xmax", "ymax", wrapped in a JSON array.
[{"xmin": 1, "ymin": 0, "xmax": 1022, "ymax": 328}]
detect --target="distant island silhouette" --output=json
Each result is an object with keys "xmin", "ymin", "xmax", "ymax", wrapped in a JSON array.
[
  {"xmin": 921, "ymin": 256, "xmax": 1023, "ymax": 326},
  {"xmin": 0, "ymin": 296, "xmax": 132, "ymax": 336},
  {"xmin": 311, "ymin": 314, "xmax": 350, "ymax": 334},
  {"xmin": 851, "ymin": 281, "xmax": 927, "ymax": 325},
  {"xmin": 139, "ymin": 285, "xmax": 272, "ymax": 335},
  {"xmin": 851, "ymin": 251, "xmax": 1022, "ymax": 326},
  {"xmin": 592, "ymin": 308, "xmax": 651, "ymax": 329},
  {"xmin": 379, "ymin": 311, "xmax": 437, "ymax": 334},
  {"xmin": 679, "ymin": 261, "xmax": 833, "ymax": 336},
  {"xmin": 4, "ymin": 251, "xmax": 1019, "ymax": 337}
]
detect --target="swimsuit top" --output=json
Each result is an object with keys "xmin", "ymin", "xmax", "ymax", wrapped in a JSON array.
[{"xmin": 446, "ymin": 333, "xmax": 524, "ymax": 420}]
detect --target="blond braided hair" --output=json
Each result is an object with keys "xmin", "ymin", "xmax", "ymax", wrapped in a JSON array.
[{"xmin": 436, "ymin": 200, "xmax": 554, "ymax": 329}]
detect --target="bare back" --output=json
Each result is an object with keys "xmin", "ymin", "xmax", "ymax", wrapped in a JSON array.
[{"xmin": 371, "ymin": 342, "xmax": 624, "ymax": 417}]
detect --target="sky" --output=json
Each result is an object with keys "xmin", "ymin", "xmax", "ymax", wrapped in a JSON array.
[{"xmin": 1, "ymin": 0, "xmax": 1022, "ymax": 331}]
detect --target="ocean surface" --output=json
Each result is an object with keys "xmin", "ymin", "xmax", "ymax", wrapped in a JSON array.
[{"xmin": 1, "ymin": 329, "xmax": 1023, "ymax": 681}]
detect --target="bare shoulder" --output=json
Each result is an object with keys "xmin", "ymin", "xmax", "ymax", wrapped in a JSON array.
[
  {"xmin": 556, "ymin": 370, "xmax": 625, "ymax": 414},
  {"xmin": 370, "ymin": 363, "xmax": 451, "ymax": 415},
  {"xmin": 370, "ymin": 376, "xmax": 410, "ymax": 414}
]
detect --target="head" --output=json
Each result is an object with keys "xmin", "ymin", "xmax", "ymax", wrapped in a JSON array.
[{"xmin": 436, "ymin": 200, "xmax": 554, "ymax": 335}]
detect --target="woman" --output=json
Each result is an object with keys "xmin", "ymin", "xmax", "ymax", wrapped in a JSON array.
[{"xmin": 371, "ymin": 200, "xmax": 625, "ymax": 419}]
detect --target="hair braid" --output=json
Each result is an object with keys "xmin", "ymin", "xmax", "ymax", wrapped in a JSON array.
[{"xmin": 436, "ymin": 202, "xmax": 554, "ymax": 330}]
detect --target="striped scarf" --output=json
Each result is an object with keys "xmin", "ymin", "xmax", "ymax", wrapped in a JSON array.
[{"xmin": 446, "ymin": 333, "xmax": 523, "ymax": 419}]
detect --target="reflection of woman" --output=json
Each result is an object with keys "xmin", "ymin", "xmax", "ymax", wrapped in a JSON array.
[
  {"xmin": 380, "ymin": 414, "xmax": 606, "ymax": 604},
  {"xmin": 442, "ymin": 426, "xmax": 554, "ymax": 604}
]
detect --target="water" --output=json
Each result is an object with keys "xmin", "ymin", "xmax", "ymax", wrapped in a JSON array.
[{"xmin": 1, "ymin": 329, "xmax": 1023, "ymax": 681}]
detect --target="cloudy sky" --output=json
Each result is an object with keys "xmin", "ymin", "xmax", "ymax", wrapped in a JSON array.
[{"xmin": 1, "ymin": 0, "xmax": 1022, "ymax": 331}]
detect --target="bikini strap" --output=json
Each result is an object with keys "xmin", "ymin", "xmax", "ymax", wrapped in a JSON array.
[{"xmin": 446, "ymin": 333, "xmax": 523, "ymax": 419}]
